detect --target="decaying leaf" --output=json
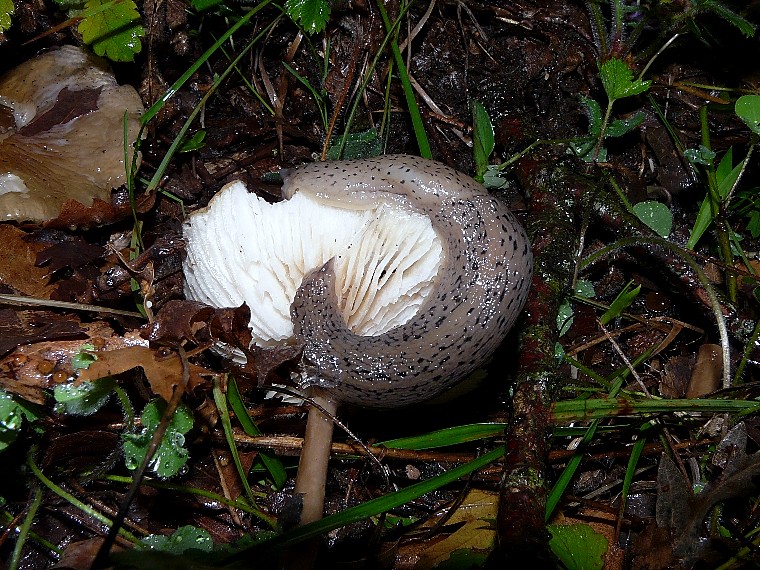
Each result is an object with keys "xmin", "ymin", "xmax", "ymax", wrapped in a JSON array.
[
  {"xmin": 0, "ymin": 319, "xmax": 120, "ymax": 403},
  {"xmin": 686, "ymin": 343, "xmax": 722, "ymax": 398},
  {"xmin": 0, "ymin": 45, "xmax": 145, "ymax": 225},
  {"xmin": 0, "ymin": 225, "xmax": 55, "ymax": 297},
  {"xmin": 0, "ymin": 309, "xmax": 85, "ymax": 358},
  {"xmin": 146, "ymin": 300, "xmax": 302, "ymax": 387},
  {"xmin": 0, "ymin": 317, "xmax": 211, "ymax": 404},
  {"xmin": 76, "ymin": 345, "xmax": 211, "ymax": 401},
  {"xmin": 656, "ymin": 422, "xmax": 760, "ymax": 567},
  {"xmin": 393, "ymin": 488, "xmax": 498, "ymax": 568}
]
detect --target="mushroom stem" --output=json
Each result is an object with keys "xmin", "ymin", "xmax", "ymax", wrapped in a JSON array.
[
  {"xmin": 281, "ymin": 387, "xmax": 338, "ymax": 568},
  {"xmin": 294, "ymin": 387, "xmax": 339, "ymax": 526}
]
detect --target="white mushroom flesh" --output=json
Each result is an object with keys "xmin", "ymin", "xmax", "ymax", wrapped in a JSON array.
[{"xmin": 183, "ymin": 180, "xmax": 442, "ymax": 346}]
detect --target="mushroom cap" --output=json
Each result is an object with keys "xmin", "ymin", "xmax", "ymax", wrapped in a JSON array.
[
  {"xmin": 0, "ymin": 45, "xmax": 145, "ymax": 223},
  {"xmin": 183, "ymin": 180, "xmax": 443, "ymax": 348}
]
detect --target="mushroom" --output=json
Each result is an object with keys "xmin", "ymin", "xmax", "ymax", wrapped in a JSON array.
[
  {"xmin": 182, "ymin": 155, "xmax": 533, "ymax": 559},
  {"xmin": 0, "ymin": 45, "xmax": 145, "ymax": 224}
]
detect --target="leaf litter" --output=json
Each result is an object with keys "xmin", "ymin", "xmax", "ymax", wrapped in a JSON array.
[{"xmin": 2, "ymin": 1, "xmax": 760, "ymax": 569}]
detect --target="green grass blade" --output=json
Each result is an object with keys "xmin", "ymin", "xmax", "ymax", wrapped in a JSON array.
[
  {"xmin": 140, "ymin": 1, "xmax": 271, "ymax": 126},
  {"xmin": 546, "ymin": 420, "xmax": 599, "ymax": 520},
  {"xmin": 378, "ymin": 423, "xmax": 505, "ymax": 450},
  {"xmin": 227, "ymin": 376, "xmax": 288, "ymax": 489},
  {"xmin": 375, "ymin": 0, "xmax": 431, "ymax": 159},
  {"xmin": 619, "ymin": 424, "xmax": 648, "ymax": 522},
  {"xmin": 144, "ymin": 6, "xmax": 274, "ymax": 194},
  {"xmin": 551, "ymin": 397, "xmax": 760, "ymax": 423},
  {"xmin": 213, "ymin": 378, "xmax": 258, "ymax": 508},
  {"xmin": 9, "ymin": 487, "xmax": 42, "ymax": 570},
  {"xmin": 223, "ymin": 446, "xmax": 504, "ymax": 559}
]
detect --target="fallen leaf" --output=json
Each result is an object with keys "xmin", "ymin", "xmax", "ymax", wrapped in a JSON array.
[
  {"xmin": 76, "ymin": 345, "xmax": 211, "ymax": 401},
  {"xmin": 0, "ymin": 323, "xmax": 135, "ymax": 403},
  {"xmin": 686, "ymin": 343, "xmax": 722, "ymax": 398},
  {"xmin": 0, "ymin": 309, "xmax": 86, "ymax": 357},
  {"xmin": 411, "ymin": 489, "xmax": 497, "ymax": 569},
  {"xmin": 0, "ymin": 225, "xmax": 54, "ymax": 297}
]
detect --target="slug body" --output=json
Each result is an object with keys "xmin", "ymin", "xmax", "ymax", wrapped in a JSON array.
[{"xmin": 283, "ymin": 155, "xmax": 533, "ymax": 407}]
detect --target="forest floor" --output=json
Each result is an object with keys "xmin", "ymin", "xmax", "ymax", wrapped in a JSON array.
[{"xmin": 2, "ymin": 0, "xmax": 760, "ymax": 568}]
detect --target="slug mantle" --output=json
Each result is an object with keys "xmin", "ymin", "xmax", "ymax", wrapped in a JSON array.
[{"xmin": 183, "ymin": 155, "xmax": 533, "ymax": 408}]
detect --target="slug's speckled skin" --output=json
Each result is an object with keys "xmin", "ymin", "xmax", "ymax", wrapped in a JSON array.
[{"xmin": 283, "ymin": 155, "xmax": 532, "ymax": 408}]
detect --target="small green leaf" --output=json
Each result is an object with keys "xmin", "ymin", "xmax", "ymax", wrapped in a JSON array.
[
  {"xmin": 579, "ymin": 95, "xmax": 603, "ymax": 137},
  {"xmin": 142, "ymin": 525, "xmax": 214, "ymax": 554},
  {"xmin": 747, "ymin": 210, "xmax": 760, "ymax": 238},
  {"xmin": 557, "ymin": 298, "xmax": 574, "ymax": 336},
  {"xmin": 736, "ymin": 95, "xmax": 760, "ymax": 135},
  {"xmin": 574, "ymin": 279, "xmax": 596, "ymax": 299},
  {"xmin": 688, "ymin": 148, "xmax": 746, "ymax": 248},
  {"xmin": 548, "ymin": 523, "xmax": 608, "ymax": 570},
  {"xmin": 122, "ymin": 400, "xmax": 193, "ymax": 478},
  {"xmin": 605, "ymin": 111, "xmax": 645, "ymax": 138},
  {"xmin": 472, "ymin": 100, "xmax": 495, "ymax": 182},
  {"xmin": 285, "ymin": 0, "xmax": 330, "ymax": 35},
  {"xmin": 54, "ymin": 377, "xmax": 116, "ymax": 416},
  {"xmin": 483, "ymin": 165, "xmax": 507, "ymax": 189},
  {"xmin": 633, "ymin": 201, "xmax": 672, "ymax": 238},
  {"xmin": 71, "ymin": 343, "xmax": 98, "ymax": 370},
  {"xmin": 715, "ymin": 148, "xmax": 743, "ymax": 199},
  {"xmin": 0, "ymin": 0, "xmax": 14, "ymax": 32},
  {"xmin": 178, "ymin": 130, "xmax": 206, "ymax": 153},
  {"xmin": 684, "ymin": 145, "xmax": 715, "ymax": 166},
  {"xmin": 600, "ymin": 281, "xmax": 641, "ymax": 325},
  {"xmin": 599, "ymin": 58, "xmax": 651, "ymax": 103},
  {"xmin": 326, "ymin": 129, "xmax": 381, "ymax": 160},
  {"xmin": 79, "ymin": 0, "xmax": 145, "ymax": 62},
  {"xmin": 0, "ymin": 391, "xmax": 25, "ymax": 452},
  {"xmin": 568, "ymin": 138, "xmax": 603, "ymax": 162}
]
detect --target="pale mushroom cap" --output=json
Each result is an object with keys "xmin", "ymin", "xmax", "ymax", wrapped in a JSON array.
[
  {"xmin": 183, "ymin": 180, "xmax": 443, "ymax": 346},
  {"xmin": 0, "ymin": 45, "xmax": 145, "ymax": 223}
]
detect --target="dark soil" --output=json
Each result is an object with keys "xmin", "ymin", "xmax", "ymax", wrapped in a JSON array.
[{"xmin": 2, "ymin": 0, "xmax": 760, "ymax": 568}]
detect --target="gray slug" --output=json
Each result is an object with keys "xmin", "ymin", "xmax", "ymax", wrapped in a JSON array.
[{"xmin": 283, "ymin": 155, "xmax": 533, "ymax": 408}]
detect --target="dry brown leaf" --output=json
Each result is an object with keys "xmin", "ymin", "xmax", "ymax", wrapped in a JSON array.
[
  {"xmin": 0, "ymin": 319, "xmax": 114, "ymax": 403},
  {"xmin": 393, "ymin": 489, "xmax": 497, "ymax": 569},
  {"xmin": 76, "ymin": 345, "xmax": 211, "ymax": 401},
  {"xmin": 686, "ymin": 343, "xmax": 722, "ymax": 398},
  {"xmin": 0, "ymin": 225, "xmax": 54, "ymax": 297}
]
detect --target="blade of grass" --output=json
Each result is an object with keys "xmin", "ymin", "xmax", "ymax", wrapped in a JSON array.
[
  {"xmin": 546, "ymin": 420, "xmax": 599, "ymax": 520},
  {"xmin": 222, "ymin": 446, "xmax": 504, "ymax": 560},
  {"xmin": 333, "ymin": 1, "xmax": 411, "ymax": 159},
  {"xmin": 103, "ymin": 474, "xmax": 276, "ymax": 525},
  {"xmin": 551, "ymin": 397, "xmax": 760, "ymax": 423},
  {"xmin": 378, "ymin": 423, "xmax": 506, "ymax": 450},
  {"xmin": 213, "ymin": 377, "xmax": 268, "ymax": 518},
  {"xmin": 375, "ymin": 0, "xmax": 431, "ymax": 159},
  {"xmin": 140, "ymin": 0, "xmax": 272, "ymax": 126},
  {"xmin": 27, "ymin": 450, "xmax": 141, "ymax": 545},
  {"xmin": 617, "ymin": 423, "xmax": 649, "ymax": 534},
  {"xmin": 144, "ymin": 2, "xmax": 274, "ymax": 194},
  {"xmin": 227, "ymin": 376, "xmax": 288, "ymax": 489}
]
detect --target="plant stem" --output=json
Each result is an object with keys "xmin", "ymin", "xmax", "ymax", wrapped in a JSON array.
[{"xmin": 9, "ymin": 487, "xmax": 42, "ymax": 570}]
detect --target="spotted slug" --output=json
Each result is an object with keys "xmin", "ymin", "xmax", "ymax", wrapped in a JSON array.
[{"xmin": 283, "ymin": 155, "xmax": 533, "ymax": 408}]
